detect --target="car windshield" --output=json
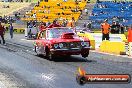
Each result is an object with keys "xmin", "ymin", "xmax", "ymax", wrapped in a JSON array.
[{"xmin": 47, "ymin": 28, "xmax": 76, "ymax": 38}]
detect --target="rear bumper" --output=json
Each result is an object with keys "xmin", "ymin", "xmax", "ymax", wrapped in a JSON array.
[{"xmin": 50, "ymin": 47, "xmax": 90, "ymax": 55}]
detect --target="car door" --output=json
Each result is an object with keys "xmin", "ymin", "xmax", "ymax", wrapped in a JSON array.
[{"xmin": 35, "ymin": 30, "xmax": 47, "ymax": 55}]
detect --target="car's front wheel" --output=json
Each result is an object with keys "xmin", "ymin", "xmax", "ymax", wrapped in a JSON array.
[
  {"xmin": 81, "ymin": 52, "xmax": 89, "ymax": 58},
  {"xmin": 45, "ymin": 48, "xmax": 54, "ymax": 61}
]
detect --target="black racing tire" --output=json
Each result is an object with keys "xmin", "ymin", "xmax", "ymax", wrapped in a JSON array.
[
  {"xmin": 35, "ymin": 46, "xmax": 41, "ymax": 56},
  {"xmin": 81, "ymin": 53, "xmax": 89, "ymax": 58},
  {"xmin": 45, "ymin": 47, "xmax": 54, "ymax": 61}
]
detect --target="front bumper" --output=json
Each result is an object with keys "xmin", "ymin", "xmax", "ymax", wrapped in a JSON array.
[{"xmin": 50, "ymin": 47, "xmax": 90, "ymax": 55}]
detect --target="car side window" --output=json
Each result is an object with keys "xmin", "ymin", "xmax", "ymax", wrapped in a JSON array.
[{"xmin": 40, "ymin": 30, "xmax": 46, "ymax": 39}]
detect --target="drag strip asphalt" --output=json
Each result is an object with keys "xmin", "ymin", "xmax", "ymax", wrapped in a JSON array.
[{"xmin": 0, "ymin": 43, "xmax": 132, "ymax": 88}]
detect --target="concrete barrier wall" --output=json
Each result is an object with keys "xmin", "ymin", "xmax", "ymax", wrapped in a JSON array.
[
  {"xmin": 6, "ymin": 28, "xmax": 25, "ymax": 34},
  {"xmin": 77, "ymin": 32, "xmax": 127, "ymax": 54},
  {"xmin": 99, "ymin": 41, "xmax": 126, "ymax": 55}
]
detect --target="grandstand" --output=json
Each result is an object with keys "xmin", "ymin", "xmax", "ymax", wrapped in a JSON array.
[
  {"xmin": 89, "ymin": 1, "xmax": 132, "ymax": 29},
  {"xmin": 21, "ymin": 0, "xmax": 87, "ymax": 23},
  {"xmin": 1, "ymin": 0, "xmax": 131, "ymax": 30}
]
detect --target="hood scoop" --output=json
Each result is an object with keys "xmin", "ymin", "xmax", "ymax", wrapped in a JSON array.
[{"xmin": 61, "ymin": 33, "xmax": 74, "ymax": 39}]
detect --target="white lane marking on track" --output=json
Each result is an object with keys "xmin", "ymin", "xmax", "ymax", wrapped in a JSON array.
[{"xmin": 20, "ymin": 39, "xmax": 34, "ymax": 42}]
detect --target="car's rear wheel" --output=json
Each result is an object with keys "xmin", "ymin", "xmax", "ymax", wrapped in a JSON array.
[{"xmin": 35, "ymin": 46, "xmax": 41, "ymax": 56}]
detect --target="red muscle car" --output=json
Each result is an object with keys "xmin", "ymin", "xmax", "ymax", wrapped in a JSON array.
[{"xmin": 34, "ymin": 27, "xmax": 90, "ymax": 60}]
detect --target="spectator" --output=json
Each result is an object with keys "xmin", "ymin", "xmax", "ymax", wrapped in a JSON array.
[
  {"xmin": 127, "ymin": 25, "xmax": 132, "ymax": 42},
  {"xmin": 27, "ymin": 21, "xmax": 30, "ymax": 28},
  {"xmin": 104, "ymin": 4, "xmax": 107, "ymax": 8},
  {"xmin": 26, "ymin": 11, "xmax": 29, "ymax": 15},
  {"xmin": 15, "ymin": 13, "xmax": 18, "ymax": 18},
  {"xmin": 75, "ymin": 7, "xmax": 79, "ymax": 12},
  {"xmin": 101, "ymin": 19, "xmax": 110, "ymax": 41},
  {"xmin": 79, "ymin": 9, "xmax": 82, "ymax": 14},
  {"xmin": 23, "ymin": 15, "xmax": 26, "ymax": 18},
  {"xmin": 21, "ymin": 0, "xmax": 23, "ymax": 2},
  {"xmin": 39, "ymin": 22, "xmax": 47, "ymax": 31},
  {"xmin": 0, "ymin": 16, "xmax": 2, "ymax": 22},
  {"xmin": 9, "ymin": 23, "xmax": 13, "ymax": 39},
  {"xmin": 97, "ymin": 0, "xmax": 100, "ymax": 3},
  {"xmin": 33, "ymin": 13, "xmax": 36, "ymax": 19},
  {"xmin": 75, "ymin": 0, "xmax": 79, "ymax": 5},
  {"xmin": 62, "ymin": 19, "xmax": 67, "ymax": 27},
  {"xmin": 110, "ymin": 21, "xmax": 117, "ymax": 34},
  {"xmin": 44, "ymin": 16, "xmax": 48, "ymax": 19},
  {"xmin": 67, "ymin": 17, "xmax": 75, "ymax": 28},
  {"xmin": 87, "ymin": 21, "xmax": 92, "ymax": 30},
  {"xmin": 57, "ymin": 3, "xmax": 61, "ymax": 6},
  {"xmin": 83, "ymin": 22, "xmax": 87, "ymax": 28},
  {"xmin": 28, "ymin": 22, "xmax": 33, "ymax": 28},
  {"xmin": 18, "ymin": 13, "xmax": 21, "ymax": 15},
  {"xmin": 115, "ymin": 22, "xmax": 120, "ymax": 34},
  {"xmin": 33, "ymin": 21, "xmax": 37, "ymax": 27},
  {"xmin": 79, "ymin": 14, "xmax": 83, "ymax": 20},
  {"xmin": 28, "ymin": 29, "xmax": 33, "ymax": 39},
  {"xmin": 120, "ymin": 24, "xmax": 124, "ymax": 34},
  {"xmin": 48, "ymin": 20, "xmax": 61, "ymax": 28},
  {"xmin": 48, "ymin": 9, "xmax": 50, "ymax": 14},
  {"xmin": 37, "ymin": 1, "xmax": 40, "ymax": 5},
  {"xmin": 87, "ymin": 0, "xmax": 90, "ymax": 3},
  {"xmin": 112, "ymin": 16, "xmax": 119, "ymax": 22},
  {"xmin": 84, "ymin": 8, "xmax": 88, "ymax": 15},
  {"xmin": 0, "ymin": 22, "xmax": 5, "ymax": 45}
]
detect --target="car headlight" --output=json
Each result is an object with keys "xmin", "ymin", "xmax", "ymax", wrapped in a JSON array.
[
  {"xmin": 59, "ymin": 43, "xmax": 63, "ymax": 48},
  {"xmin": 54, "ymin": 44, "xmax": 59, "ymax": 48},
  {"xmin": 81, "ymin": 42, "xmax": 89, "ymax": 47},
  {"xmin": 84, "ymin": 42, "xmax": 89, "ymax": 47},
  {"xmin": 81, "ymin": 42, "xmax": 85, "ymax": 46}
]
